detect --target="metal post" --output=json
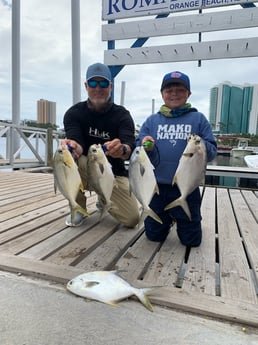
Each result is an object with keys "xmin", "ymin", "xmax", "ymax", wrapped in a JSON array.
[
  {"xmin": 120, "ymin": 81, "xmax": 126, "ymax": 106},
  {"xmin": 152, "ymin": 99, "xmax": 155, "ymax": 114},
  {"xmin": 12, "ymin": 0, "xmax": 21, "ymax": 158},
  {"xmin": 46, "ymin": 128, "xmax": 53, "ymax": 167},
  {"xmin": 71, "ymin": 0, "xmax": 81, "ymax": 104}
]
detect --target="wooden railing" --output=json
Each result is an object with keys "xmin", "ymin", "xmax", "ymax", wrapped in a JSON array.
[{"xmin": 0, "ymin": 122, "xmax": 62, "ymax": 169}]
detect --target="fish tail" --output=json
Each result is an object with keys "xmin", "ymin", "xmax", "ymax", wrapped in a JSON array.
[
  {"xmin": 98, "ymin": 202, "xmax": 112, "ymax": 221},
  {"xmin": 164, "ymin": 198, "xmax": 191, "ymax": 220},
  {"xmin": 135, "ymin": 288, "xmax": 154, "ymax": 312},
  {"xmin": 138, "ymin": 207, "xmax": 162, "ymax": 226},
  {"xmin": 71, "ymin": 205, "xmax": 89, "ymax": 224}
]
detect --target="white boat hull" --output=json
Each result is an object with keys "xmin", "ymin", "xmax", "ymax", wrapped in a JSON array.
[
  {"xmin": 230, "ymin": 148, "xmax": 254, "ymax": 158},
  {"xmin": 244, "ymin": 155, "xmax": 258, "ymax": 168}
]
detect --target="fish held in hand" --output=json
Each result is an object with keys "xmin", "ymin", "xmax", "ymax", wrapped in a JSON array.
[
  {"xmin": 66, "ymin": 270, "xmax": 155, "ymax": 312},
  {"xmin": 53, "ymin": 145, "xmax": 89, "ymax": 225},
  {"xmin": 165, "ymin": 134, "xmax": 207, "ymax": 220},
  {"xmin": 129, "ymin": 146, "xmax": 162, "ymax": 225},
  {"xmin": 87, "ymin": 144, "xmax": 115, "ymax": 219}
]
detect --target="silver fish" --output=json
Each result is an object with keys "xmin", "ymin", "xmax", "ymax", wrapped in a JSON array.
[
  {"xmin": 66, "ymin": 270, "xmax": 155, "ymax": 311},
  {"xmin": 128, "ymin": 146, "xmax": 162, "ymax": 224},
  {"xmin": 165, "ymin": 134, "xmax": 207, "ymax": 220},
  {"xmin": 87, "ymin": 144, "xmax": 115, "ymax": 219},
  {"xmin": 53, "ymin": 144, "xmax": 89, "ymax": 225}
]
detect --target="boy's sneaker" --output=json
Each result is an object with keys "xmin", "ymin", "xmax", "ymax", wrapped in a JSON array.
[{"xmin": 65, "ymin": 213, "xmax": 86, "ymax": 227}]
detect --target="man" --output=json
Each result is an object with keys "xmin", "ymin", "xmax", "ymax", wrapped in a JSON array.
[
  {"xmin": 62, "ymin": 62, "xmax": 140, "ymax": 227},
  {"xmin": 137, "ymin": 71, "xmax": 217, "ymax": 246}
]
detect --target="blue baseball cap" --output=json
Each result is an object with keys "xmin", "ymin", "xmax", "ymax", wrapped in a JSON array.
[
  {"xmin": 160, "ymin": 71, "xmax": 191, "ymax": 91},
  {"xmin": 86, "ymin": 63, "xmax": 112, "ymax": 82}
]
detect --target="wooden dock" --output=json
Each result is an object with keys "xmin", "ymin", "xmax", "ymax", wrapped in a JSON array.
[{"xmin": 0, "ymin": 170, "xmax": 258, "ymax": 327}]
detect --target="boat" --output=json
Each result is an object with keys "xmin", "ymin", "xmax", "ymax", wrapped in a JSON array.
[
  {"xmin": 244, "ymin": 155, "xmax": 258, "ymax": 168},
  {"xmin": 230, "ymin": 138, "xmax": 254, "ymax": 158},
  {"xmin": 216, "ymin": 135, "xmax": 238, "ymax": 155}
]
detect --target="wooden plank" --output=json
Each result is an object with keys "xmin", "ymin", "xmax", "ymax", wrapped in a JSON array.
[
  {"xmin": 0, "ymin": 188, "xmax": 55, "ymax": 211},
  {"xmin": 0, "ymin": 173, "xmax": 52, "ymax": 190},
  {"xmin": 0, "ymin": 193, "xmax": 65, "ymax": 222},
  {"xmin": 0, "ymin": 253, "xmax": 84, "ymax": 283},
  {"xmin": 0, "ymin": 183, "xmax": 52, "ymax": 199},
  {"xmin": 0, "ymin": 201, "xmax": 69, "ymax": 243},
  {"xmin": 241, "ymin": 189, "xmax": 258, "ymax": 223},
  {"xmin": 0, "ymin": 216, "xmax": 69, "ymax": 254},
  {"xmin": 143, "ymin": 226, "xmax": 185, "ymax": 287},
  {"xmin": 102, "ymin": 8, "xmax": 258, "ymax": 40},
  {"xmin": 115, "ymin": 232, "xmax": 162, "ymax": 281},
  {"xmin": 217, "ymin": 188, "xmax": 257, "ymax": 303},
  {"xmin": 0, "ymin": 198, "xmax": 68, "ymax": 231},
  {"xmin": 183, "ymin": 187, "xmax": 217, "ymax": 295},
  {"xmin": 104, "ymin": 37, "xmax": 258, "ymax": 66},
  {"xmin": 45, "ymin": 215, "xmax": 119, "ymax": 266},
  {"xmin": 75, "ymin": 224, "xmax": 145, "ymax": 271},
  {"xmin": 150, "ymin": 287, "xmax": 258, "ymax": 328},
  {"xmin": 19, "ymin": 208, "xmax": 99, "ymax": 260},
  {"xmin": 0, "ymin": 253, "xmax": 257, "ymax": 327},
  {"xmin": 229, "ymin": 189, "xmax": 258, "ymax": 287}
]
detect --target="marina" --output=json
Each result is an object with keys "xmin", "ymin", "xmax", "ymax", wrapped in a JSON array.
[{"xmin": 0, "ymin": 170, "xmax": 258, "ymax": 327}]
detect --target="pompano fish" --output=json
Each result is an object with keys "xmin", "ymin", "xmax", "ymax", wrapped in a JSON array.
[
  {"xmin": 128, "ymin": 146, "xmax": 162, "ymax": 224},
  {"xmin": 165, "ymin": 134, "xmax": 207, "ymax": 220},
  {"xmin": 87, "ymin": 144, "xmax": 115, "ymax": 219},
  {"xmin": 53, "ymin": 145, "xmax": 89, "ymax": 225},
  {"xmin": 66, "ymin": 270, "xmax": 155, "ymax": 311}
]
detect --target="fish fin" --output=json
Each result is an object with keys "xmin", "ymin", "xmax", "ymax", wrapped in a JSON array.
[
  {"xmin": 134, "ymin": 288, "xmax": 154, "ymax": 312},
  {"xmin": 71, "ymin": 205, "xmax": 89, "ymax": 225},
  {"xmin": 139, "ymin": 207, "xmax": 163, "ymax": 225},
  {"xmin": 139, "ymin": 163, "xmax": 146, "ymax": 177},
  {"xmin": 98, "ymin": 201, "xmax": 112, "ymax": 221},
  {"xmin": 98, "ymin": 162, "xmax": 105, "ymax": 174},
  {"xmin": 85, "ymin": 281, "xmax": 99, "ymax": 288},
  {"xmin": 79, "ymin": 181, "xmax": 85, "ymax": 193},
  {"xmin": 182, "ymin": 152, "xmax": 194, "ymax": 157},
  {"xmin": 105, "ymin": 301, "xmax": 119, "ymax": 307},
  {"xmin": 172, "ymin": 175, "xmax": 177, "ymax": 186},
  {"xmin": 63, "ymin": 150, "xmax": 75, "ymax": 167},
  {"xmin": 154, "ymin": 184, "xmax": 160, "ymax": 195},
  {"xmin": 164, "ymin": 198, "xmax": 191, "ymax": 221},
  {"xmin": 54, "ymin": 180, "xmax": 57, "ymax": 194}
]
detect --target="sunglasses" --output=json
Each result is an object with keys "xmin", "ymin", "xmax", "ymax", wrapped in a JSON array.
[{"xmin": 87, "ymin": 79, "xmax": 110, "ymax": 88}]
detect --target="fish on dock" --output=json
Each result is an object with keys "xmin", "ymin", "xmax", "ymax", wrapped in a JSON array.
[
  {"xmin": 66, "ymin": 270, "xmax": 155, "ymax": 311},
  {"xmin": 86, "ymin": 144, "xmax": 115, "ymax": 219},
  {"xmin": 128, "ymin": 146, "xmax": 162, "ymax": 225},
  {"xmin": 53, "ymin": 144, "xmax": 89, "ymax": 225},
  {"xmin": 165, "ymin": 134, "xmax": 207, "ymax": 220}
]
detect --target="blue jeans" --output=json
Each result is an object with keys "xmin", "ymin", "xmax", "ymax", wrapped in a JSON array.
[{"xmin": 145, "ymin": 184, "xmax": 202, "ymax": 247}]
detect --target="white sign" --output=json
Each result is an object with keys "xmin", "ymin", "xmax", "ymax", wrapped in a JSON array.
[{"xmin": 102, "ymin": 0, "xmax": 257, "ymax": 20}]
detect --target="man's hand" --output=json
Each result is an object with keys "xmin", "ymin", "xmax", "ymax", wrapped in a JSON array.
[
  {"xmin": 104, "ymin": 138, "xmax": 131, "ymax": 159},
  {"xmin": 61, "ymin": 139, "xmax": 83, "ymax": 159}
]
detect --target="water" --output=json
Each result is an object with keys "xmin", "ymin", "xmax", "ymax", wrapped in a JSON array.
[
  {"xmin": 209, "ymin": 154, "xmax": 248, "ymax": 168},
  {"xmin": 207, "ymin": 154, "xmax": 257, "ymax": 188}
]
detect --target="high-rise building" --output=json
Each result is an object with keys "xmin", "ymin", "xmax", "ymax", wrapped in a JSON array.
[
  {"xmin": 37, "ymin": 99, "xmax": 56, "ymax": 125},
  {"xmin": 209, "ymin": 82, "xmax": 258, "ymax": 135}
]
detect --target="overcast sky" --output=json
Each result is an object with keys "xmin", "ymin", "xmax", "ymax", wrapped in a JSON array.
[{"xmin": 1, "ymin": 0, "xmax": 258, "ymax": 128}]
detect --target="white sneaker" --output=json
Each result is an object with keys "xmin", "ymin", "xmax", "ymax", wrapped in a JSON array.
[{"xmin": 65, "ymin": 213, "xmax": 86, "ymax": 227}]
